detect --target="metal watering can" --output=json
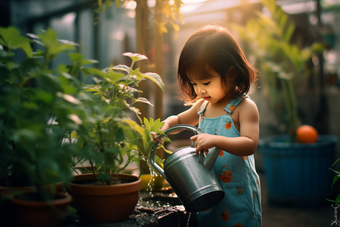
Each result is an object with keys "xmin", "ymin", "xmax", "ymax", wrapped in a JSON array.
[{"xmin": 150, "ymin": 124, "xmax": 225, "ymax": 212}]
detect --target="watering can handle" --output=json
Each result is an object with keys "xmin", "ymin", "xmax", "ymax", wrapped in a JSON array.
[{"xmin": 149, "ymin": 124, "xmax": 203, "ymax": 179}]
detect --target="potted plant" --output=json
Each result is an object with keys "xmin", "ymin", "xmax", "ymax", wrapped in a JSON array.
[
  {"xmin": 65, "ymin": 51, "xmax": 167, "ymax": 223},
  {"xmin": 0, "ymin": 27, "xmax": 85, "ymax": 226},
  {"xmin": 327, "ymin": 158, "xmax": 340, "ymax": 206},
  {"xmin": 231, "ymin": 0, "xmax": 338, "ymax": 207}
]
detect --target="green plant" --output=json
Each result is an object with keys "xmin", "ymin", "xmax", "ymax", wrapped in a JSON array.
[
  {"xmin": 0, "ymin": 26, "xmax": 83, "ymax": 200},
  {"xmin": 70, "ymin": 52, "xmax": 167, "ymax": 184},
  {"xmin": 327, "ymin": 158, "xmax": 340, "ymax": 206},
  {"xmin": 230, "ymin": 0, "xmax": 324, "ymax": 142},
  {"xmin": 0, "ymin": 25, "xmax": 167, "ymax": 200}
]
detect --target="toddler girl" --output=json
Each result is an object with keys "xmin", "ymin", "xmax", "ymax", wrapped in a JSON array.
[{"xmin": 161, "ymin": 24, "xmax": 261, "ymax": 227}]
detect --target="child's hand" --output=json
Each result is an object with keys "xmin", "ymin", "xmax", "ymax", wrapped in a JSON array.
[
  {"xmin": 160, "ymin": 122, "xmax": 170, "ymax": 132},
  {"xmin": 190, "ymin": 134, "xmax": 215, "ymax": 156}
]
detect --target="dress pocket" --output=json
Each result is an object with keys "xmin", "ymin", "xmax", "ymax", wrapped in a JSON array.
[{"xmin": 221, "ymin": 181, "xmax": 255, "ymax": 216}]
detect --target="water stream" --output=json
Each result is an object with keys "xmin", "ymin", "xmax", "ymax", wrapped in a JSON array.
[
  {"xmin": 136, "ymin": 169, "xmax": 198, "ymax": 226},
  {"xmin": 187, "ymin": 212, "xmax": 192, "ymax": 227}
]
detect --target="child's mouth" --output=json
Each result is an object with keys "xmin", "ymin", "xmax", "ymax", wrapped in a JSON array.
[{"xmin": 203, "ymin": 97, "xmax": 211, "ymax": 100}]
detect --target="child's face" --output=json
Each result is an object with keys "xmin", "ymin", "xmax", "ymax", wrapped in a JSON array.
[{"xmin": 189, "ymin": 70, "xmax": 231, "ymax": 104}]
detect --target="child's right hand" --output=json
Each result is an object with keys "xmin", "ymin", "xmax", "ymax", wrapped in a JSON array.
[
  {"xmin": 160, "ymin": 122, "xmax": 170, "ymax": 132},
  {"xmin": 151, "ymin": 122, "xmax": 170, "ymax": 143}
]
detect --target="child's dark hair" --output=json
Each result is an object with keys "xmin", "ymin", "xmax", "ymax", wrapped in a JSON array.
[{"xmin": 177, "ymin": 24, "xmax": 259, "ymax": 103}]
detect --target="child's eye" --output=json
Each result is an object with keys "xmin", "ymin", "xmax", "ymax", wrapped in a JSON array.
[
  {"xmin": 190, "ymin": 82, "xmax": 197, "ymax": 86},
  {"xmin": 203, "ymin": 82, "xmax": 210, "ymax": 85}
]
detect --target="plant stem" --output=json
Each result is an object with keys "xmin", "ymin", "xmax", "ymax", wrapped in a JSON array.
[
  {"xmin": 287, "ymin": 79, "xmax": 298, "ymax": 142},
  {"xmin": 89, "ymin": 159, "xmax": 98, "ymax": 181}
]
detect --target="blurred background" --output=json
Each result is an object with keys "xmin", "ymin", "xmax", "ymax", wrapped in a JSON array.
[
  {"xmin": 2, "ymin": 0, "xmax": 340, "ymax": 175},
  {"xmin": 2, "ymin": 0, "xmax": 339, "ymax": 136},
  {"xmin": 2, "ymin": 0, "xmax": 340, "ymax": 225}
]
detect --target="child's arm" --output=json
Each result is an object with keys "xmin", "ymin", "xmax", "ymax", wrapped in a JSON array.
[
  {"xmin": 190, "ymin": 99, "xmax": 259, "ymax": 156},
  {"xmin": 161, "ymin": 99, "xmax": 204, "ymax": 131}
]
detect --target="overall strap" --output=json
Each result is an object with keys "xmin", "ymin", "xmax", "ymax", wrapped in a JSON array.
[
  {"xmin": 224, "ymin": 94, "xmax": 249, "ymax": 115},
  {"xmin": 197, "ymin": 100, "xmax": 208, "ymax": 126}
]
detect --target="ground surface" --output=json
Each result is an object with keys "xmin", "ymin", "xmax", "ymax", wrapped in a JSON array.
[{"xmin": 259, "ymin": 172, "xmax": 333, "ymax": 227}]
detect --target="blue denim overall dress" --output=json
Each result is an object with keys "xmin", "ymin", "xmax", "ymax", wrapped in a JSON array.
[{"xmin": 197, "ymin": 96, "xmax": 261, "ymax": 227}]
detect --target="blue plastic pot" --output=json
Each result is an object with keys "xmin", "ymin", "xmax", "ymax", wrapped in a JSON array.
[{"xmin": 258, "ymin": 135, "xmax": 338, "ymax": 207}]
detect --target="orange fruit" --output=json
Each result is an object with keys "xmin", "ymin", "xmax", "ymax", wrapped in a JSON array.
[{"xmin": 297, "ymin": 125, "xmax": 318, "ymax": 143}]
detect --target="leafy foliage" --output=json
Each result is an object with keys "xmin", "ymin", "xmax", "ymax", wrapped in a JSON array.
[
  {"xmin": 0, "ymin": 27, "xmax": 82, "ymax": 198},
  {"xmin": 95, "ymin": 0, "xmax": 183, "ymax": 38},
  {"xmin": 230, "ymin": 0, "xmax": 324, "ymax": 141},
  {"xmin": 326, "ymin": 158, "xmax": 340, "ymax": 206},
  {"xmin": 71, "ymin": 52, "xmax": 166, "ymax": 184},
  {"xmin": 0, "ymin": 25, "xmax": 167, "ymax": 198}
]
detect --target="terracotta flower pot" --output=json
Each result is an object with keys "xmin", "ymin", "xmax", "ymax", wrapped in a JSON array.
[
  {"xmin": 10, "ymin": 192, "xmax": 72, "ymax": 227},
  {"xmin": 0, "ymin": 181, "xmax": 66, "ymax": 217},
  {"xmin": 67, "ymin": 173, "xmax": 141, "ymax": 223}
]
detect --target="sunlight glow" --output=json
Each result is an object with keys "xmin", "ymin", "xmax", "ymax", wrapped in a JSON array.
[
  {"xmin": 61, "ymin": 13, "xmax": 76, "ymax": 25},
  {"xmin": 148, "ymin": 0, "xmax": 208, "ymax": 8},
  {"xmin": 122, "ymin": 1, "xmax": 137, "ymax": 10},
  {"xmin": 182, "ymin": 0, "xmax": 208, "ymax": 3}
]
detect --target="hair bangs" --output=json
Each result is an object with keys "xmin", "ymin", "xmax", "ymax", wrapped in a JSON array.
[{"xmin": 186, "ymin": 60, "xmax": 212, "ymax": 82}]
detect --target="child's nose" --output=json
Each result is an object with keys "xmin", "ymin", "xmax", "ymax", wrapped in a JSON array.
[{"xmin": 198, "ymin": 86, "xmax": 206, "ymax": 94}]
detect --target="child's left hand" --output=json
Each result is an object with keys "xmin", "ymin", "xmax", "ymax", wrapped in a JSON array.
[{"xmin": 190, "ymin": 134, "xmax": 215, "ymax": 156}]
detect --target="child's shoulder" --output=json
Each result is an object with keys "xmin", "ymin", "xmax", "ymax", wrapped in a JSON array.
[{"xmin": 237, "ymin": 96, "xmax": 258, "ymax": 113}]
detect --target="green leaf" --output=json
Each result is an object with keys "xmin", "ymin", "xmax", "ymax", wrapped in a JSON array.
[
  {"xmin": 122, "ymin": 119, "xmax": 145, "ymax": 137},
  {"xmin": 0, "ymin": 26, "xmax": 32, "ymax": 57},
  {"xmin": 142, "ymin": 72, "xmax": 164, "ymax": 91},
  {"xmin": 76, "ymin": 135, "xmax": 85, "ymax": 148},
  {"xmin": 84, "ymin": 87, "xmax": 100, "ymax": 92},
  {"xmin": 330, "ymin": 168, "xmax": 340, "ymax": 175},
  {"xmin": 112, "ymin": 65, "xmax": 130, "ymax": 73},
  {"xmin": 284, "ymin": 24, "xmax": 295, "ymax": 43},
  {"xmin": 122, "ymin": 119, "xmax": 149, "ymax": 149},
  {"xmin": 332, "ymin": 175, "xmax": 340, "ymax": 188},
  {"xmin": 68, "ymin": 53, "xmax": 84, "ymax": 63},
  {"xmin": 32, "ymin": 90, "xmax": 55, "ymax": 105},
  {"xmin": 114, "ymin": 127, "xmax": 125, "ymax": 142},
  {"xmin": 81, "ymin": 67, "xmax": 106, "ymax": 77},
  {"xmin": 150, "ymin": 122, "xmax": 164, "ymax": 132},
  {"xmin": 20, "ymin": 42, "xmax": 33, "ymax": 58},
  {"xmin": 136, "ymin": 97, "xmax": 154, "ymax": 106},
  {"xmin": 12, "ymin": 129, "xmax": 37, "ymax": 142},
  {"xmin": 325, "ymin": 198, "xmax": 336, "ymax": 203},
  {"xmin": 143, "ymin": 118, "xmax": 150, "ymax": 131},
  {"xmin": 336, "ymin": 194, "xmax": 340, "ymax": 204},
  {"xmin": 71, "ymin": 131, "xmax": 77, "ymax": 139},
  {"xmin": 332, "ymin": 158, "xmax": 340, "ymax": 167},
  {"xmin": 80, "ymin": 59, "xmax": 98, "ymax": 65},
  {"xmin": 105, "ymin": 72, "xmax": 125, "ymax": 82},
  {"xmin": 123, "ymin": 52, "xmax": 148, "ymax": 62}
]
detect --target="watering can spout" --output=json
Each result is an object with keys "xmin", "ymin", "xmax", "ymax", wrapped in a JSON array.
[{"xmin": 198, "ymin": 147, "xmax": 220, "ymax": 171}]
